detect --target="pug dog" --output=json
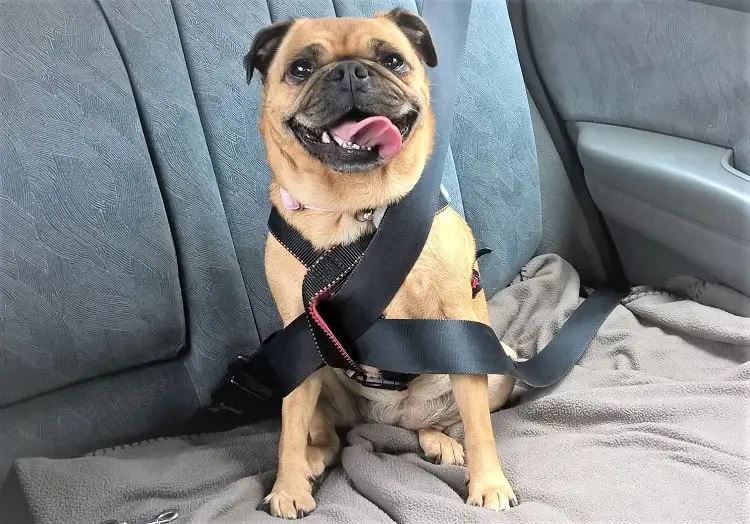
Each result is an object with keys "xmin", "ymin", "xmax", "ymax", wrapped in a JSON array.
[{"xmin": 244, "ymin": 9, "xmax": 519, "ymax": 519}]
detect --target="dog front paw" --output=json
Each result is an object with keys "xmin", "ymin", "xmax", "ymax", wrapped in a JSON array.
[
  {"xmin": 466, "ymin": 472, "xmax": 518, "ymax": 511},
  {"xmin": 263, "ymin": 476, "xmax": 316, "ymax": 519}
]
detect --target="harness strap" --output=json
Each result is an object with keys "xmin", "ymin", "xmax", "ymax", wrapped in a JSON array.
[
  {"xmin": 267, "ymin": 193, "xmax": 449, "ymax": 377},
  {"xmin": 268, "ymin": 208, "xmax": 322, "ymax": 267},
  {"xmin": 302, "ymin": 235, "xmax": 373, "ymax": 372}
]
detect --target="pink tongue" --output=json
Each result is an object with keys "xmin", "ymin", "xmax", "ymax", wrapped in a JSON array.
[{"xmin": 329, "ymin": 116, "xmax": 403, "ymax": 160}]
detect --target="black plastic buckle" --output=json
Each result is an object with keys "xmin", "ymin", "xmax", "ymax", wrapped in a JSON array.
[
  {"xmin": 230, "ymin": 355, "xmax": 274, "ymax": 401},
  {"xmin": 344, "ymin": 369, "xmax": 410, "ymax": 391},
  {"xmin": 211, "ymin": 355, "xmax": 274, "ymax": 409}
]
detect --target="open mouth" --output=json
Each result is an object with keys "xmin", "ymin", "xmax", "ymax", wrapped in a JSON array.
[{"xmin": 289, "ymin": 108, "xmax": 419, "ymax": 172}]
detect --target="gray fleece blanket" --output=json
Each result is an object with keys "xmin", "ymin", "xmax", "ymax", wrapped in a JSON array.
[{"xmin": 7, "ymin": 255, "xmax": 750, "ymax": 524}]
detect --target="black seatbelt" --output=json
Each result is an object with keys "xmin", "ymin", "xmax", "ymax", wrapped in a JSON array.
[
  {"xmin": 239, "ymin": 193, "xmax": 451, "ymax": 398},
  {"xmin": 327, "ymin": 0, "xmax": 473, "ymax": 341},
  {"xmin": 355, "ymin": 288, "xmax": 622, "ymax": 387},
  {"xmin": 210, "ymin": 0, "xmax": 626, "ymax": 412}
]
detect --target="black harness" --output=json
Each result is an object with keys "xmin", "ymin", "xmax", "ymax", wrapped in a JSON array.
[
  {"xmin": 268, "ymin": 193, "xmax": 450, "ymax": 391},
  {"xmin": 211, "ymin": 0, "xmax": 626, "ymax": 411}
]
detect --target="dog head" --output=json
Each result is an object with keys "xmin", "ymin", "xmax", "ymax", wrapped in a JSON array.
[{"xmin": 245, "ymin": 9, "xmax": 437, "ymax": 210}]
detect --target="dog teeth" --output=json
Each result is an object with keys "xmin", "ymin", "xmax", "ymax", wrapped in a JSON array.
[{"xmin": 329, "ymin": 134, "xmax": 370, "ymax": 151}]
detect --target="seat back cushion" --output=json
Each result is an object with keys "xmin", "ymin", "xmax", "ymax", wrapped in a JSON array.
[
  {"xmin": 0, "ymin": 1, "xmax": 186, "ymax": 406},
  {"xmin": 0, "ymin": 0, "xmax": 257, "ymax": 479}
]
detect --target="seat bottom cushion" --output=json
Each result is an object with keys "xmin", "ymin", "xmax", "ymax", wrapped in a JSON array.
[
  {"xmin": 2, "ymin": 255, "xmax": 748, "ymax": 523},
  {"xmin": 0, "ymin": 359, "xmax": 200, "ymax": 486}
]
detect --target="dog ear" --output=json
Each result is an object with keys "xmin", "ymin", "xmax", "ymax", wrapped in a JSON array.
[
  {"xmin": 244, "ymin": 19, "xmax": 295, "ymax": 84},
  {"xmin": 384, "ymin": 9, "xmax": 438, "ymax": 68}
]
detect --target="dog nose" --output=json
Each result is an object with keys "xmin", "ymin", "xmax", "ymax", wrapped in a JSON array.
[{"xmin": 328, "ymin": 60, "xmax": 369, "ymax": 87}]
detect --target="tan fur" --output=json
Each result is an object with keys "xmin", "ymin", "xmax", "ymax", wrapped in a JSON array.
[
  {"xmin": 256, "ymin": 13, "xmax": 518, "ymax": 518},
  {"xmin": 261, "ymin": 17, "xmax": 434, "ymax": 231}
]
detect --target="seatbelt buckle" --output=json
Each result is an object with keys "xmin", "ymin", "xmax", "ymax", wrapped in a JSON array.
[
  {"xmin": 211, "ymin": 355, "xmax": 275, "ymax": 408},
  {"xmin": 344, "ymin": 369, "xmax": 410, "ymax": 391}
]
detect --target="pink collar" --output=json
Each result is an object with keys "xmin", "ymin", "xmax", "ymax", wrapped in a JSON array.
[
  {"xmin": 279, "ymin": 187, "xmax": 386, "ymax": 225},
  {"xmin": 279, "ymin": 188, "xmax": 332, "ymax": 212},
  {"xmin": 279, "ymin": 185, "xmax": 449, "ymax": 226}
]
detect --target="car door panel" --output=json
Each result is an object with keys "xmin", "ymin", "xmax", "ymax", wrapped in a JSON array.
[
  {"xmin": 574, "ymin": 122, "xmax": 750, "ymax": 294},
  {"xmin": 515, "ymin": 0, "xmax": 749, "ymax": 291}
]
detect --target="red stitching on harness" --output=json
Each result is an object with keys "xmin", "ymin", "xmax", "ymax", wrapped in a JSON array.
[
  {"xmin": 305, "ymin": 254, "xmax": 365, "ymax": 372},
  {"xmin": 308, "ymin": 290, "xmax": 361, "ymax": 370},
  {"xmin": 471, "ymin": 269, "xmax": 482, "ymax": 298}
]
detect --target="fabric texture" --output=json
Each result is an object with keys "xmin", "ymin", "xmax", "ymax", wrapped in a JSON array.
[
  {"xmin": 6, "ymin": 254, "xmax": 748, "ymax": 523},
  {"xmin": 0, "ymin": 0, "xmax": 186, "ymax": 407},
  {"xmin": 527, "ymin": 94, "xmax": 606, "ymax": 285},
  {"xmin": 525, "ymin": 0, "xmax": 750, "ymax": 173},
  {"xmin": 0, "ymin": 0, "xmax": 540, "ymax": 485},
  {"xmin": 0, "ymin": 0, "xmax": 259, "ymax": 479},
  {"xmin": 93, "ymin": 0, "xmax": 259, "ymax": 405}
]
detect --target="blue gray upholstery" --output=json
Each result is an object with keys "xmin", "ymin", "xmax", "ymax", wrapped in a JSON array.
[
  {"xmin": 0, "ymin": 2, "xmax": 187, "ymax": 407},
  {"xmin": 525, "ymin": 0, "xmax": 750, "ymax": 173},
  {"xmin": 0, "ymin": 0, "xmax": 540, "ymax": 480},
  {"xmin": 528, "ymin": 96, "xmax": 606, "ymax": 285}
]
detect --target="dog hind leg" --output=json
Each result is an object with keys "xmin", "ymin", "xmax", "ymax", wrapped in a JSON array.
[
  {"xmin": 418, "ymin": 428, "xmax": 465, "ymax": 465},
  {"xmin": 306, "ymin": 403, "xmax": 341, "ymax": 477}
]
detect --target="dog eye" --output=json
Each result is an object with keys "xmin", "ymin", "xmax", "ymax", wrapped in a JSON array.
[
  {"xmin": 288, "ymin": 59, "xmax": 314, "ymax": 80},
  {"xmin": 380, "ymin": 53, "xmax": 405, "ymax": 72}
]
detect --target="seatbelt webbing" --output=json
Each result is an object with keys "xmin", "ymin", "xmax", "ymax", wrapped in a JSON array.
[
  {"xmin": 509, "ymin": 288, "xmax": 624, "ymax": 386},
  {"xmin": 327, "ymin": 0, "xmax": 473, "ymax": 340},
  {"xmin": 355, "ymin": 288, "xmax": 623, "ymax": 388}
]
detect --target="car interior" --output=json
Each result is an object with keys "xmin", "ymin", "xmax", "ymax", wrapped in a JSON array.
[{"xmin": 1, "ymin": 0, "xmax": 748, "ymax": 522}]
